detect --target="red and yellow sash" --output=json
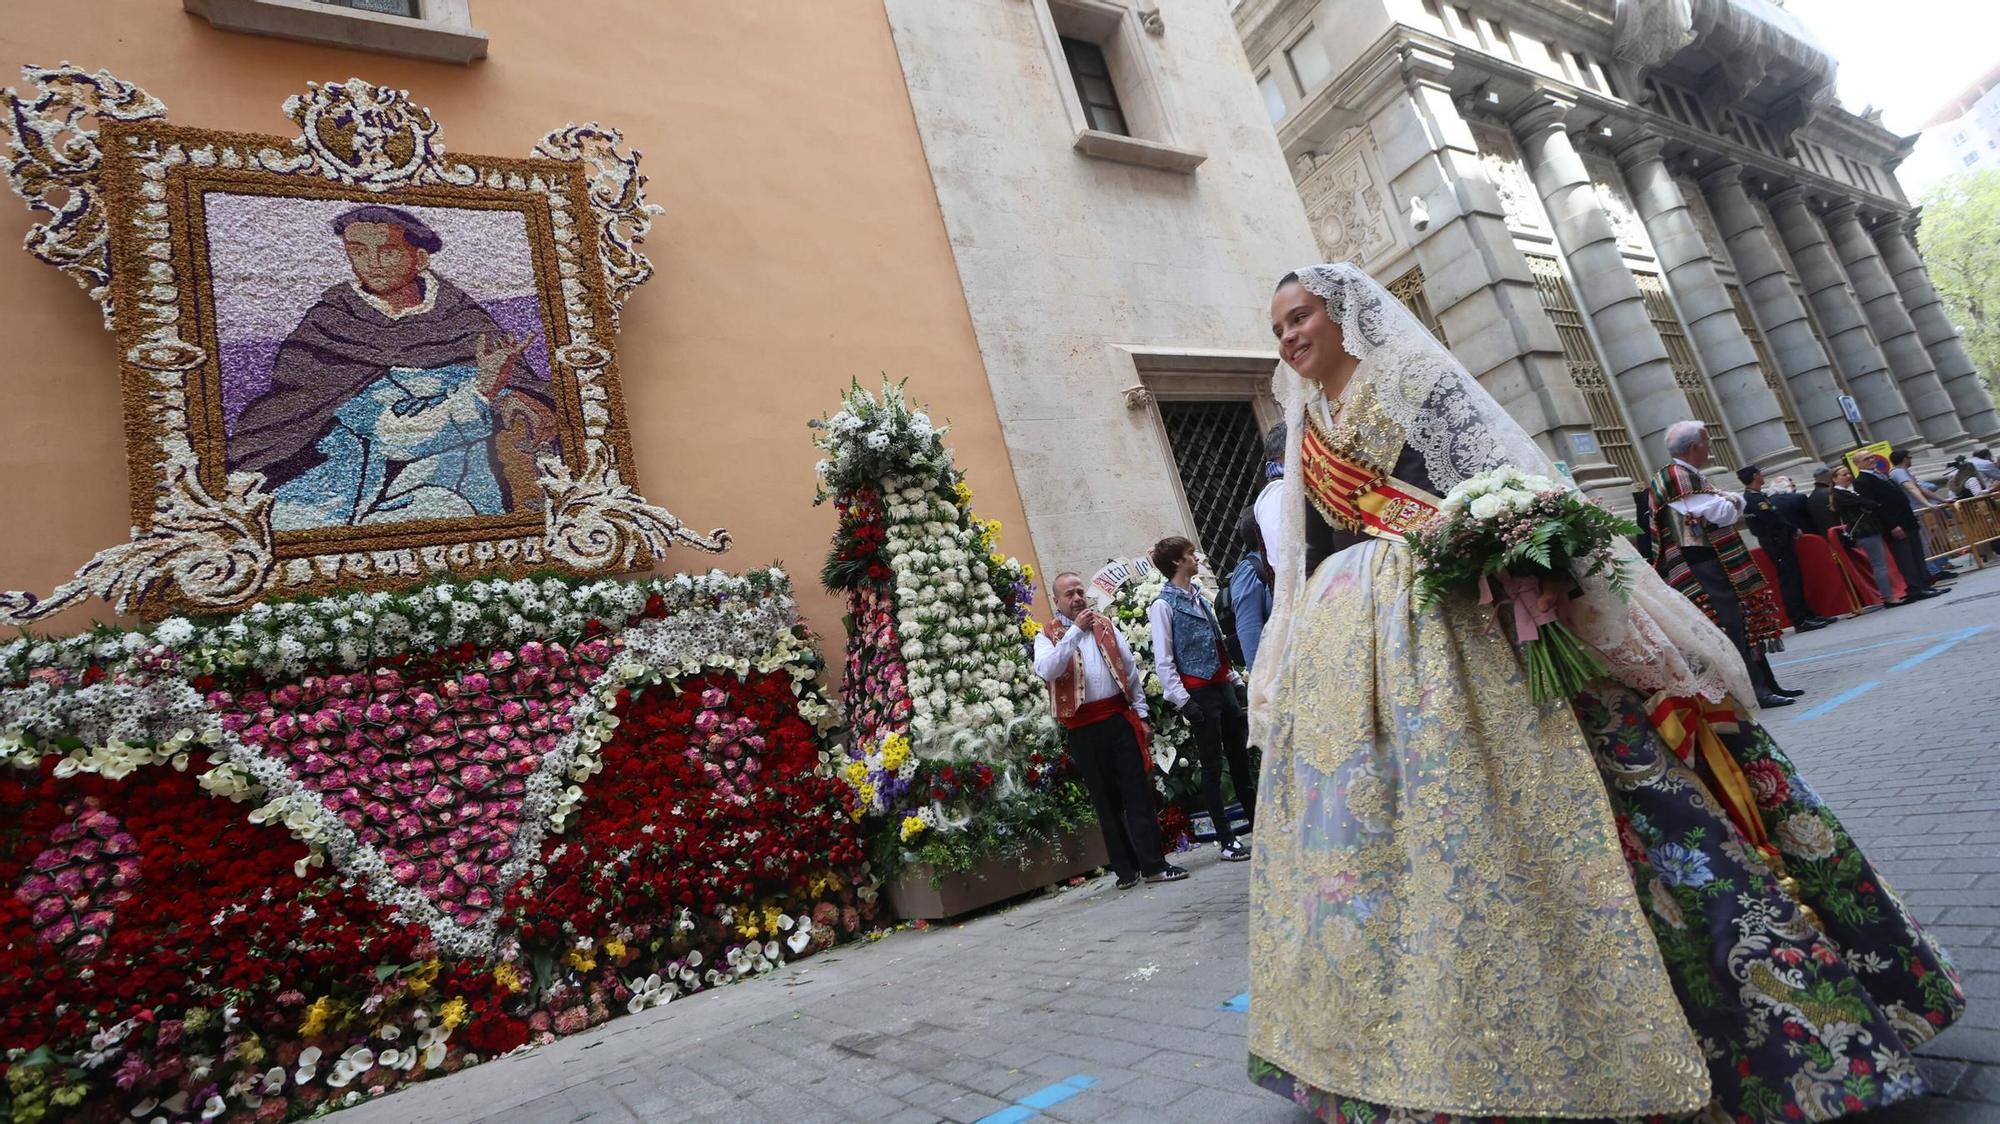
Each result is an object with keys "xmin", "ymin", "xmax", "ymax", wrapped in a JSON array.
[{"xmin": 1300, "ymin": 411, "xmax": 1441, "ymax": 544}]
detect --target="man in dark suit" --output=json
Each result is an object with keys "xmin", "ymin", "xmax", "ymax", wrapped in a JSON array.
[
  {"xmin": 1740, "ymin": 465, "xmax": 1833, "ymax": 633},
  {"xmin": 1807, "ymin": 466, "xmax": 1840, "ymax": 535},
  {"xmin": 1853, "ymin": 451, "xmax": 1948, "ymax": 599}
]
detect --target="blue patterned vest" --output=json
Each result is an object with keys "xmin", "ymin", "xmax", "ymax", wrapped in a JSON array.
[{"xmin": 1156, "ymin": 582, "xmax": 1225, "ymax": 681}]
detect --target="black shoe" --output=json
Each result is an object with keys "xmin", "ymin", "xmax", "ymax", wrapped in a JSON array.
[
  {"xmin": 1218, "ymin": 841, "xmax": 1252, "ymax": 862},
  {"xmin": 1144, "ymin": 864, "xmax": 1189, "ymax": 883},
  {"xmin": 1115, "ymin": 873, "xmax": 1139, "ymax": 890},
  {"xmin": 1757, "ymin": 693, "xmax": 1796, "ymax": 708},
  {"xmin": 1912, "ymin": 587, "xmax": 1949, "ymax": 600},
  {"xmin": 1809, "ymin": 617, "xmax": 1839, "ymax": 627},
  {"xmin": 1795, "ymin": 618, "xmax": 1829, "ymax": 632},
  {"xmin": 1773, "ymin": 687, "xmax": 1806, "ymax": 698}
]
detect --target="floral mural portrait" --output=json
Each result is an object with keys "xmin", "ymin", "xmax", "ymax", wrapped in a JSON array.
[
  {"xmin": 0, "ymin": 67, "xmax": 730, "ymax": 625},
  {"xmin": 207, "ymin": 197, "xmax": 564, "ymax": 532}
]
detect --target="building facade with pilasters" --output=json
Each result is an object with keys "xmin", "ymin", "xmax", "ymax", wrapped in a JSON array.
[{"xmin": 1236, "ymin": 0, "xmax": 2000, "ymax": 501}]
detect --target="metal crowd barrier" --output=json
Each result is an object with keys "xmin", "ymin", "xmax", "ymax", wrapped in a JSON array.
[{"xmin": 1917, "ymin": 493, "xmax": 2000, "ymax": 568}]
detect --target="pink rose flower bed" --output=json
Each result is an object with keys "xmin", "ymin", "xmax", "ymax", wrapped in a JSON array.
[{"xmin": 205, "ymin": 639, "xmax": 611, "ymax": 929}]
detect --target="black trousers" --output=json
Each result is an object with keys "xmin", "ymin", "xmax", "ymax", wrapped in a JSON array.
[
  {"xmin": 1186, "ymin": 680, "xmax": 1255, "ymax": 845},
  {"xmin": 1764, "ymin": 535, "xmax": 1812, "ymax": 626},
  {"xmin": 1888, "ymin": 527, "xmax": 1934, "ymax": 593},
  {"xmin": 1065, "ymin": 712, "xmax": 1165, "ymax": 881},
  {"xmin": 1682, "ymin": 547, "xmax": 1781, "ymax": 694}
]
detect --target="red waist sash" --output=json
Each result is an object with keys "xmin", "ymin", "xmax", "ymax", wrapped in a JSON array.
[{"xmin": 1064, "ymin": 694, "xmax": 1151, "ymax": 763}]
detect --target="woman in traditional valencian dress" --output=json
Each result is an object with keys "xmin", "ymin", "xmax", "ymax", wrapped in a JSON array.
[{"xmin": 1245, "ymin": 264, "xmax": 1963, "ymax": 1123}]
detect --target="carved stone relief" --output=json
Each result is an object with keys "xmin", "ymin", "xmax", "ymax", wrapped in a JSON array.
[
  {"xmin": 1299, "ymin": 135, "xmax": 1400, "ymax": 269},
  {"xmin": 1584, "ymin": 152, "xmax": 1652, "ymax": 259},
  {"xmin": 1469, "ymin": 123, "xmax": 1549, "ymax": 238}
]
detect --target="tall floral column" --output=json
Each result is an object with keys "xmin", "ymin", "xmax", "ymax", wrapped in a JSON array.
[{"xmin": 812, "ymin": 381, "xmax": 1091, "ymax": 880}]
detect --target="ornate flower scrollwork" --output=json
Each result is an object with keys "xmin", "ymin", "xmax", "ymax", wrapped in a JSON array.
[
  {"xmin": 126, "ymin": 338, "xmax": 206, "ymax": 372},
  {"xmin": 0, "ymin": 464, "xmax": 275, "ymax": 626},
  {"xmin": 539, "ymin": 448, "xmax": 728, "ymax": 571},
  {"xmin": 281, "ymin": 78, "xmax": 475, "ymax": 188},
  {"xmin": 533, "ymin": 124, "xmax": 661, "ymax": 324},
  {"xmin": 0, "ymin": 63, "xmax": 168, "ymax": 326}
]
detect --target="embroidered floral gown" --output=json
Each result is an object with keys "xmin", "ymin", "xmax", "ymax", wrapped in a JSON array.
[{"xmin": 1247, "ymin": 429, "xmax": 1964, "ymax": 1124}]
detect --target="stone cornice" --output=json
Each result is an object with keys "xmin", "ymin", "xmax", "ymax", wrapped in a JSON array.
[{"xmin": 1614, "ymin": 134, "xmax": 1668, "ymax": 170}]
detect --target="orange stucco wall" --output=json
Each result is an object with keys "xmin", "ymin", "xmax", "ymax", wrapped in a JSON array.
[{"xmin": 0, "ymin": 1, "xmax": 1036, "ymax": 646}]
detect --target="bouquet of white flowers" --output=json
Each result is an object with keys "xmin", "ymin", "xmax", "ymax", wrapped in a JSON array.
[{"xmin": 1405, "ymin": 467, "xmax": 1636, "ymax": 704}]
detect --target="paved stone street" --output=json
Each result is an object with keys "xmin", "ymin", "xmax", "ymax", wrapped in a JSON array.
[{"xmin": 339, "ymin": 567, "xmax": 2000, "ymax": 1124}]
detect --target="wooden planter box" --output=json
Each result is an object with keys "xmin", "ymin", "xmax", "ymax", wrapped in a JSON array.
[{"xmin": 885, "ymin": 827, "xmax": 1109, "ymax": 921}]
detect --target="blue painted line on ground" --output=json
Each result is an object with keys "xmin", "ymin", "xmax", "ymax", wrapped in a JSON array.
[
  {"xmin": 974, "ymin": 1075, "xmax": 1099, "ymax": 1124},
  {"xmin": 1791, "ymin": 680, "xmax": 1881, "ymax": 722},
  {"xmin": 1888, "ymin": 625, "xmax": 1988, "ymax": 672},
  {"xmin": 1221, "ymin": 991, "xmax": 1249, "ymax": 1012},
  {"xmin": 1771, "ymin": 629, "xmax": 1961, "ymax": 668}
]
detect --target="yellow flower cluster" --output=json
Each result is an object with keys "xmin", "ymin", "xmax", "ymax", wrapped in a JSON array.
[
  {"xmin": 900, "ymin": 814, "xmax": 928, "ymax": 842},
  {"xmin": 879, "ymin": 732, "xmax": 911, "ymax": 772},
  {"xmin": 405, "ymin": 957, "xmax": 442, "ymax": 996},
  {"xmin": 1022, "ymin": 562, "xmax": 1036, "ymax": 582},
  {"xmin": 439, "ymin": 997, "xmax": 469, "ymax": 1030},
  {"xmin": 953, "ymin": 480, "xmax": 974, "ymax": 507},
  {"xmin": 1020, "ymin": 618, "xmax": 1042, "ymax": 639},
  {"xmin": 564, "ymin": 945, "xmax": 597, "ymax": 973},
  {"xmin": 762, "ymin": 903, "xmax": 783, "ymax": 936},
  {"xmin": 808, "ymin": 870, "xmax": 845, "ymax": 896},
  {"xmin": 602, "ymin": 937, "xmax": 628, "ymax": 963},
  {"xmin": 299, "ymin": 995, "xmax": 338, "ymax": 1037},
  {"xmin": 843, "ymin": 759, "xmax": 869, "ymax": 787},
  {"xmin": 976, "ymin": 517, "xmax": 1003, "ymax": 552},
  {"xmin": 493, "ymin": 962, "xmax": 525, "ymax": 993}
]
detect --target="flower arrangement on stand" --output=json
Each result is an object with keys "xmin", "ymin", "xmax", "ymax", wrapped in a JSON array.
[
  {"xmin": 0, "ymin": 569, "xmax": 875, "ymax": 1123},
  {"xmin": 812, "ymin": 381, "xmax": 1094, "ymax": 886}
]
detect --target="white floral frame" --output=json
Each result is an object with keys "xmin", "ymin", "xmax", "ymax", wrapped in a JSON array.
[{"xmin": 0, "ymin": 65, "xmax": 727, "ymax": 624}]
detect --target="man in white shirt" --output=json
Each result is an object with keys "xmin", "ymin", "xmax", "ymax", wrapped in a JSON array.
[
  {"xmin": 1146, "ymin": 537, "xmax": 1253, "ymax": 863},
  {"xmin": 1033, "ymin": 571, "xmax": 1187, "ymax": 889},
  {"xmin": 1647, "ymin": 420, "xmax": 1800, "ymax": 708}
]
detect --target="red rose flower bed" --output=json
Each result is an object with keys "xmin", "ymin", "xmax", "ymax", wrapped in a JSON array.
[{"xmin": 0, "ymin": 576, "xmax": 874, "ymax": 1123}]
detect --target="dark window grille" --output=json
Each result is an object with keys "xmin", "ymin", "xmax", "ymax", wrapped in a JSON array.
[
  {"xmin": 1387, "ymin": 265, "xmax": 1449, "ymax": 347},
  {"xmin": 1061, "ymin": 37, "xmax": 1130, "ymax": 136},
  {"xmin": 1524, "ymin": 253, "xmax": 1647, "ymax": 482},
  {"xmin": 1635, "ymin": 272, "xmax": 1740, "ymax": 470},
  {"xmin": 1157, "ymin": 400, "xmax": 1269, "ymax": 579},
  {"xmin": 316, "ymin": 0, "xmax": 420, "ymax": 16}
]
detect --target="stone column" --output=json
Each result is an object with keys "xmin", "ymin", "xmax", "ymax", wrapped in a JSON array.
[
  {"xmin": 1617, "ymin": 139, "xmax": 1807, "ymax": 474},
  {"xmin": 1512, "ymin": 93, "xmax": 1689, "ymax": 469},
  {"xmin": 1874, "ymin": 214, "xmax": 2000, "ymax": 441},
  {"xmin": 1700, "ymin": 165, "xmax": 1851, "ymax": 457},
  {"xmin": 1824, "ymin": 202, "xmax": 1971, "ymax": 451},
  {"xmin": 1767, "ymin": 187, "xmax": 1924, "ymax": 450},
  {"xmin": 1362, "ymin": 44, "xmax": 1619, "ymax": 486}
]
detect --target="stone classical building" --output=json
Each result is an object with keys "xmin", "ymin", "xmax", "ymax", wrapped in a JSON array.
[
  {"xmin": 881, "ymin": 0, "xmax": 1320, "ymax": 584},
  {"xmin": 1236, "ymin": 0, "xmax": 2000, "ymax": 499}
]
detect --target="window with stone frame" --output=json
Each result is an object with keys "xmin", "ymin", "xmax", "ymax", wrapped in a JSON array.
[
  {"xmin": 1031, "ymin": 0, "xmax": 1205, "ymax": 173},
  {"xmin": 183, "ymin": 0, "xmax": 486, "ymax": 63}
]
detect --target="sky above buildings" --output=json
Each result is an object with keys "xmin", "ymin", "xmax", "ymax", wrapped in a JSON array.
[{"xmin": 1800, "ymin": 0, "xmax": 1998, "ymax": 132}]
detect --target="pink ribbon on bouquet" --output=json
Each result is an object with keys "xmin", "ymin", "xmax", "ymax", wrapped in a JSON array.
[{"xmin": 1480, "ymin": 572, "xmax": 1563, "ymax": 643}]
